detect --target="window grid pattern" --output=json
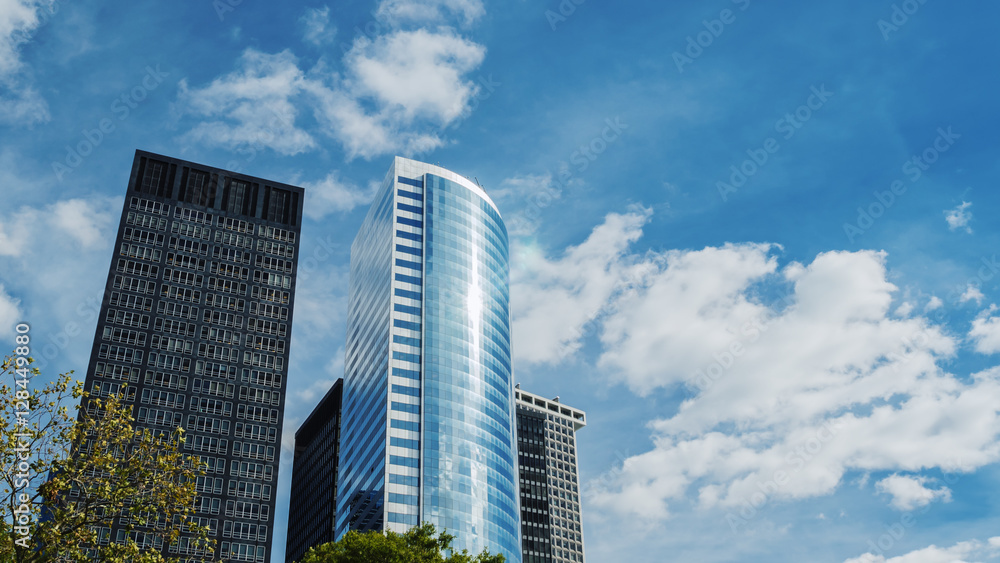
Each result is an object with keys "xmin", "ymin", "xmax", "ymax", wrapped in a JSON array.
[
  {"xmin": 385, "ymin": 174, "xmax": 425, "ymax": 532},
  {"xmin": 79, "ymin": 152, "xmax": 303, "ymax": 562},
  {"xmin": 515, "ymin": 393, "xmax": 586, "ymax": 563}
]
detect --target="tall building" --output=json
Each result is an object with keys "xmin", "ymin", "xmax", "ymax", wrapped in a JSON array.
[
  {"xmin": 285, "ymin": 379, "xmax": 343, "ymax": 563},
  {"xmin": 515, "ymin": 387, "xmax": 586, "ymax": 563},
  {"xmin": 287, "ymin": 383, "xmax": 590, "ymax": 563},
  {"xmin": 81, "ymin": 149, "xmax": 303, "ymax": 562},
  {"xmin": 335, "ymin": 157, "xmax": 521, "ymax": 562}
]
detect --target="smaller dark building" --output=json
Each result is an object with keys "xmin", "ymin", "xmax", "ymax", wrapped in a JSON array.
[
  {"xmin": 515, "ymin": 386, "xmax": 587, "ymax": 563},
  {"xmin": 286, "ymin": 379, "xmax": 344, "ymax": 563}
]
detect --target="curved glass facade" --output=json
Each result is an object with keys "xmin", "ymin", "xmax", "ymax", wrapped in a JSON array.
[
  {"xmin": 422, "ymin": 174, "xmax": 519, "ymax": 561},
  {"xmin": 335, "ymin": 158, "xmax": 520, "ymax": 563}
]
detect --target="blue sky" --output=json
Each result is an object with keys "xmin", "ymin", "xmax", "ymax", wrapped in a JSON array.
[{"xmin": 3, "ymin": 0, "xmax": 1000, "ymax": 561}]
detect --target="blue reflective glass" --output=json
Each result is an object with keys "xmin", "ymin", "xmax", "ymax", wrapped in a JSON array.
[
  {"xmin": 389, "ymin": 473, "xmax": 419, "ymax": 487},
  {"xmin": 392, "ymin": 335, "xmax": 421, "ymax": 348},
  {"xmin": 339, "ymin": 162, "xmax": 519, "ymax": 563},
  {"xmin": 395, "ymin": 258, "xmax": 423, "ymax": 271},
  {"xmin": 393, "ymin": 303, "xmax": 421, "ymax": 315},
  {"xmin": 391, "ymin": 351, "xmax": 420, "ymax": 364},
  {"xmin": 391, "ymin": 402, "xmax": 419, "ymax": 414},
  {"xmin": 389, "ymin": 455, "xmax": 419, "ymax": 468},
  {"xmin": 388, "ymin": 493, "xmax": 419, "ymax": 505},
  {"xmin": 397, "ymin": 189, "xmax": 423, "ymax": 201},
  {"xmin": 395, "ymin": 244, "xmax": 422, "ymax": 256},
  {"xmin": 397, "ymin": 176, "xmax": 423, "ymax": 188},
  {"xmin": 420, "ymin": 174, "xmax": 520, "ymax": 562},
  {"xmin": 392, "ymin": 319, "xmax": 421, "ymax": 331},
  {"xmin": 389, "ymin": 437, "xmax": 420, "ymax": 450},
  {"xmin": 391, "ymin": 367, "xmax": 420, "ymax": 380},
  {"xmin": 397, "ymin": 202, "xmax": 423, "ymax": 214},
  {"xmin": 394, "ymin": 288, "xmax": 422, "ymax": 300},
  {"xmin": 391, "ymin": 384, "xmax": 420, "ymax": 397},
  {"xmin": 397, "ymin": 217, "xmax": 423, "ymax": 228},
  {"xmin": 388, "ymin": 512, "xmax": 419, "ymax": 525},
  {"xmin": 390, "ymin": 419, "xmax": 420, "ymax": 432},
  {"xmin": 394, "ymin": 273, "xmax": 422, "ymax": 286},
  {"xmin": 396, "ymin": 230, "xmax": 423, "ymax": 242}
]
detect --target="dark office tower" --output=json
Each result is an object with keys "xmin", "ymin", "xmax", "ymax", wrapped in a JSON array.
[
  {"xmin": 514, "ymin": 387, "xmax": 587, "ymax": 563},
  {"xmin": 80, "ymin": 150, "xmax": 303, "ymax": 562},
  {"xmin": 285, "ymin": 379, "xmax": 344, "ymax": 563},
  {"xmin": 335, "ymin": 157, "xmax": 521, "ymax": 562}
]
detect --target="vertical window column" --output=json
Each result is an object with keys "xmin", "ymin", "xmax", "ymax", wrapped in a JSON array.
[{"xmin": 386, "ymin": 175, "xmax": 425, "ymax": 531}]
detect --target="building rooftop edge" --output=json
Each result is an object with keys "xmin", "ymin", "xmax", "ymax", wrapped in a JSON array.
[
  {"xmin": 515, "ymin": 387, "xmax": 587, "ymax": 430},
  {"xmin": 135, "ymin": 148, "xmax": 305, "ymax": 194},
  {"xmin": 294, "ymin": 378, "xmax": 345, "ymax": 443},
  {"xmin": 393, "ymin": 156, "xmax": 502, "ymax": 219}
]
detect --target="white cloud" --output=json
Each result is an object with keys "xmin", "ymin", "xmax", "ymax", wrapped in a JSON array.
[
  {"xmin": 0, "ymin": 0, "xmax": 54, "ymax": 126},
  {"xmin": 175, "ymin": 49, "xmax": 317, "ymax": 156},
  {"xmin": 492, "ymin": 173, "xmax": 563, "ymax": 236},
  {"xmin": 300, "ymin": 6, "xmax": 333, "ymax": 45},
  {"xmin": 175, "ymin": 0, "xmax": 492, "ymax": 159},
  {"xmin": 926, "ymin": 296, "xmax": 944, "ymax": 311},
  {"xmin": 301, "ymin": 172, "xmax": 376, "ymax": 220},
  {"xmin": 945, "ymin": 201, "xmax": 973, "ymax": 234},
  {"xmin": 492, "ymin": 173, "xmax": 556, "ymax": 202},
  {"xmin": 875, "ymin": 474, "xmax": 951, "ymax": 510},
  {"xmin": 0, "ymin": 0, "xmax": 42, "ymax": 78},
  {"xmin": 0, "ymin": 195, "xmax": 119, "ymax": 372},
  {"xmin": 305, "ymin": 82, "xmax": 447, "ymax": 159},
  {"xmin": 510, "ymin": 208, "xmax": 655, "ymax": 364},
  {"xmin": 961, "ymin": 284, "xmax": 985, "ymax": 305},
  {"xmin": 514, "ymin": 212, "xmax": 1000, "ymax": 523},
  {"xmin": 0, "ymin": 205, "xmax": 34, "ymax": 257},
  {"xmin": 969, "ymin": 307, "xmax": 1000, "ymax": 354},
  {"xmin": 309, "ymin": 28, "xmax": 486, "ymax": 159},
  {"xmin": 0, "ymin": 197, "xmax": 116, "ymax": 256},
  {"xmin": 280, "ymin": 424, "xmax": 298, "ymax": 455},
  {"xmin": 50, "ymin": 199, "xmax": 115, "ymax": 248},
  {"xmin": 346, "ymin": 29, "xmax": 484, "ymax": 125},
  {"xmin": 0, "ymin": 196, "xmax": 119, "ymax": 259},
  {"xmin": 895, "ymin": 302, "xmax": 914, "ymax": 317},
  {"xmin": 175, "ymin": 14, "xmax": 487, "ymax": 160},
  {"xmin": 844, "ymin": 538, "xmax": 1000, "ymax": 563},
  {"xmin": 0, "ymin": 83, "xmax": 49, "ymax": 126},
  {"xmin": 292, "ymin": 349, "xmax": 342, "ymax": 404},
  {"xmin": 0, "ymin": 284, "xmax": 23, "ymax": 339},
  {"xmin": 291, "ymin": 262, "xmax": 350, "ymax": 349},
  {"xmin": 375, "ymin": 0, "xmax": 485, "ymax": 27},
  {"xmin": 281, "ymin": 348, "xmax": 342, "ymax": 456}
]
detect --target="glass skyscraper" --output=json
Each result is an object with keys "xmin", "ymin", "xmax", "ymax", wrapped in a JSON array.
[{"xmin": 335, "ymin": 157, "xmax": 521, "ymax": 562}]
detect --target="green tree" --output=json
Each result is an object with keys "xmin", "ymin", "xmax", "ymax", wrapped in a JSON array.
[
  {"xmin": 0, "ymin": 356, "xmax": 214, "ymax": 562},
  {"xmin": 297, "ymin": 523, "xmax": 506, "ymax": 563}
]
